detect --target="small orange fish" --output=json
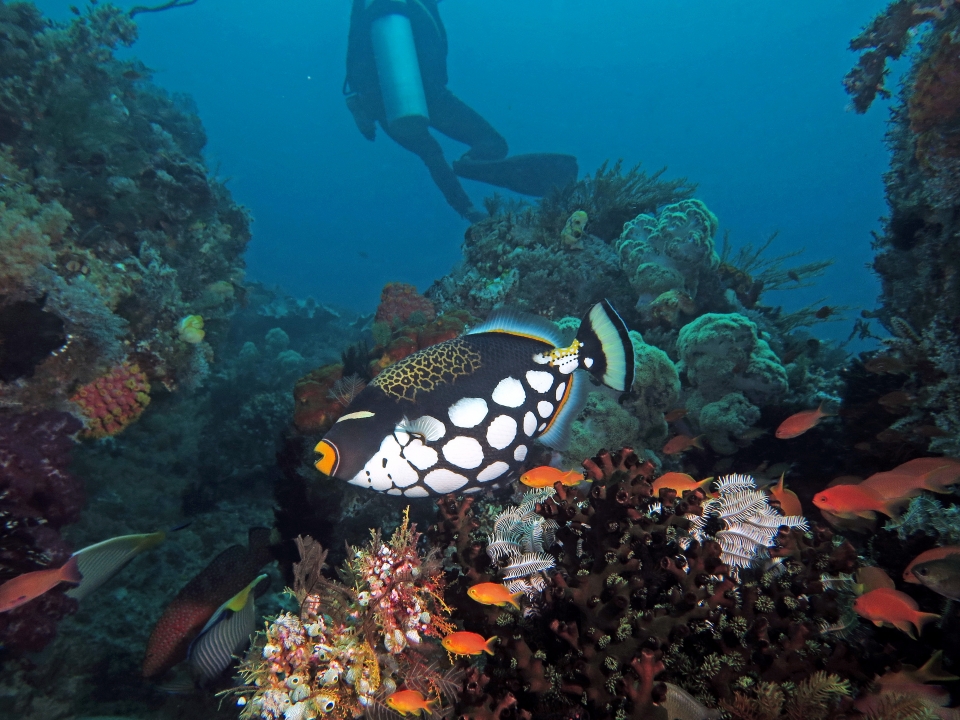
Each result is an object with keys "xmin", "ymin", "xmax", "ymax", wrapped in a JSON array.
[
  {"xmin": 0, "ymin": 556, "xmax": 82, "ymax": 613},
  {"xmin": 519, "ymin": 466, "xmax": 584, "ymax": 488},
  {"xmin": 441, "ymin": 631, "xmax": 497, "ymax": 656},
  {"xmin": 904, "ymin": 546, "xmax": 960, "ymax": 584},
  {"xmin": 855, "ymin": 565, "xmax": 895, "ymax": 594},
  {"xmin": 662, "ymin": 434, "xmax": 704, "ymax": 455},
  {"xmin": 853, "ymin": 587, "xmax": 940, "ymax": 638},
  {"xmin": 664, "ymin": 408, "xmax": 688, "ymax": 423},
  {"xmin": 385, "ymin": 689, "xmax": 439, "ymax": 716},
  {"xmin": 652, "ymin": 472, "xmax": 710, "ymax": 495},
  {"xmin": 861, "ymin": 458, "xmax": 960, "ymax": 499},
  {"xmin": 775, "ymin": 403, "xmax": 833, "ymax": 439},
  {"xmin": 812, "ymin": 484, "xmax": 903, "ymax": 520},
  {"xmin": 769, "ymin": 474, "xmax": 802, "ymax": 516},
  {"xmin": 467, "ymin": 583, "xmax": 523, "ymax": 609}
]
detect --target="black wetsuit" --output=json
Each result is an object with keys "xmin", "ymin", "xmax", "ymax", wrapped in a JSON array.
[{"xmin": 345, "ymin": 0, "xmax": 507, "ymax": 219}]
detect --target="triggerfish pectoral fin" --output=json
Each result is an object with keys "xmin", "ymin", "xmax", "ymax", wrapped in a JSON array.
[
  {"xmin": 187, "ymin": 573, "xmax": 267, "ymax": 684},
  {"xmin": 66, "ymin": 531, "xmax": 167, "ymax": 601}
]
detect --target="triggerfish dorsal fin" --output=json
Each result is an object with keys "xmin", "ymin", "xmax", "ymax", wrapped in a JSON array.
[
  {"xmin": 538, "ymin": 371, "xmax": 589, "ymax": 450},
  {"xmin": 187, "ymin": 573, "xmax": 266, "ymax": 684},
  {"xmin": 467, "ymin": 308, "xmax": 566, "ymax": 347},
  {"xmin": 574, "ymin": 299, "xmax": 634, "ymax": 391},
  {"xmin": 66, "ymin": 531, "xmax": 167, "ymax": 600}
]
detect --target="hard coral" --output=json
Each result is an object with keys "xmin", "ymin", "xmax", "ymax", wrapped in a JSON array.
[
  {"xmin": 70, "ymin": 360, "xmax": 150, "ymax": 438},
  {"xmin": 0, "ymin": 410, "xmax": 84, "ymax": 654},
  {"xmin": 374, "ymin": 282, "xmax": 436, "ymax": 326},
  {"xmin": 910, "ymin": 31, "xmax": 960, "ymax": 165}
]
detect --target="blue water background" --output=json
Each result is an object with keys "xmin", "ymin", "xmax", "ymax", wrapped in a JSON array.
[{"xmin": 37, "ymin": 1, "xmax": 894, "ymax": 338}]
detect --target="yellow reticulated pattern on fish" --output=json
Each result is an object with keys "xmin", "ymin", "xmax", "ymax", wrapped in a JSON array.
[
  {"xmin": 535, "ymin": 339, "xmax": 581, "ymax": 367},
  {"xmin": 372, "ymin": 338, "xmax": 481, "ymax": 402}
]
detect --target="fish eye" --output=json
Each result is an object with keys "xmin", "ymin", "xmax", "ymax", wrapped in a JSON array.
[{"xmin": 916, "ymin": 567, "xmax": 928, "ymax": 576}]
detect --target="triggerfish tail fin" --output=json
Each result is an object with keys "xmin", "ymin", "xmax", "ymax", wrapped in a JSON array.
[
  {"xmin": 187, "ymin": 573, "xmax": 266, "ymax": 684},
  {"xmin": 484, "ymin": 636, "xmax": 497, "ymax": 655},
  {"xmin": 538, "ymin": 371, "xmax": 589, "ymax": 450},
  {"xmin": 66, "ymin": 531, "xmax": 166, "ymax": 600},
  {"xmin": 575, "ymin": 300, "xmax": 634, "ymax": 391}
]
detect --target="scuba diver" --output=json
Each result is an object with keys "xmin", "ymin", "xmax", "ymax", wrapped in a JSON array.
[{"xmin": 344, "ymin": 0, "xmax": 578, "ymax": 222}]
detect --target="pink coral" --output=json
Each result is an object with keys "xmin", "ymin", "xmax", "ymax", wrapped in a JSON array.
[{"xmin": 70, "ymin": 361, "xmax": 151, "ymax": 438}]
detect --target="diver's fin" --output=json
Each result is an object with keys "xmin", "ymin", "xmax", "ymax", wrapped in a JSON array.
[
  {"xmin": 452, "ymin": 153, "xmax": 578, "ymax": 196},
  {"xmin": 574, "ymin": 300, "xmax": 635, "ymax": 391}
]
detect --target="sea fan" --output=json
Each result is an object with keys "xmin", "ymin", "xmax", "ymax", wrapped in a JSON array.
[
  {"xmin": 503, "ymin": 552, "xmax": 556, "ymax": 580},
  {"xmin": 328, "ymin": 373, "xmax": 366, "ymax": 406},
  {"xmin": 686, "ymin": 474, "xmax": 808, "ymax": 570}
]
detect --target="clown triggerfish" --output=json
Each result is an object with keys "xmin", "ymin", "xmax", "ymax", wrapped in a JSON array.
[{"xmin": 314, "ymin": 300, "xmax": 634, "ymax": 497}]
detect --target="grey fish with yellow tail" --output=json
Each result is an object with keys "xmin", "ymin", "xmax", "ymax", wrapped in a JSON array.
[
  {"xmin": 187, "ymin": 573, "xmax": 266, "ymax": 684},
  {"xmin": 314, "ymin": 300, "xmax": 634, "ymax": 496},
  {"xmin": 66, "ymin": 530, "xmax": 167, "ymax": 600}
]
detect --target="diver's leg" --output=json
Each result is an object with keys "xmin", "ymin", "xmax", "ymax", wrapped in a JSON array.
[
  {"xmin": 381, "ymin": 120, "xmax": 480, "ymax": 220},
  {"xmin": 428, "ymin": 88, "xmax": 508, "ymax": 161}
]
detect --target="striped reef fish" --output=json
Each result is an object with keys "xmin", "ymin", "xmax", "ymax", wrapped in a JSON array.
[
  {"xmin": 187, "ymin": 573, "xmax": 266, "ymax": 684},
  {"xmin": 314, "ymin": 300, "xmax": 634, "ymax": 497},
  {"xmin": 66, "ymin": 531, "xmax": 167, "ymax": 600}
]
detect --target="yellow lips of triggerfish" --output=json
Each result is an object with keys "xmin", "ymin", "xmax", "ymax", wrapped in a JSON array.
[{"xmin": 314, "ymin": 440, "xmax": 338, "ymax": 476}]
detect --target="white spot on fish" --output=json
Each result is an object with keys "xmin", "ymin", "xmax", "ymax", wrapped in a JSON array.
[
  {"xmin": 557, "ymin": 356, "xmax": 578, "ymax": 375},
  {"xmin": 442, "ymin": 436, "xmax": 485, "ymax": 469},
  {"xmin": 555, "ymin": 382, "xmax": 566, "ymax": 402},
  {"xmin": 448, "ymin": 397, "xmax": 488, "ymax": 428},
  {"xmin": 486, "ymin": 415, "xmax": 517, "ymax": 450},
  {"xmin": 538, "ymin": 422, "xmax": 547, "ymax": 432},
  {"xmin": 584, "ymin": 357, "xmax": 594, "ymax": 368},
  {"xmin": 492, "ymin": 377, "xmax": 525, "ymax": 408},
  {"xmin": 477, "ymin": 461, "xmax": 509, "ymax": 482},
  {"xmin": 404, "ymin": 486, "xmax": 430, "ymax": 498},
  {"xmin": 402, "ymin": 439, "xmax": 439, "ymax": 471},
  {"xmin": 514, "ymin": 445, "xmax": 527, "ymax": 461},
  {"xmin": 463, "ymin": 487, "xmax": 481, "ymax": 493},
  {"xmin": 523, "ymin": 411, "xmax": 537, "ymax": 437},
  {"xmin": 537, "ymin": 401, "xmax": 554, "ymax": 418},
  {"xmin": 352, "ymin": 435, "xmax": 417, "ymax": 491},
  {"xmin": 393, "ymin": 430, "xmax": 410, "ymax": 446},
  {"xmin": 424, "ymin": 468, "xmax": 469, "ymax": 493},
  {"xmin": 387, "ymin": 489, "xmax": 402, "ymax": 496},
  {"xmin": 525, "ymin": 370, "xmax": 553, "ymax": 393}
]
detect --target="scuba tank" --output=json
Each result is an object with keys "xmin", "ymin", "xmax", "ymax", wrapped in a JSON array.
[{"xmin": 369, "ymin": 0, "xmax": 430, "ymax": 134}]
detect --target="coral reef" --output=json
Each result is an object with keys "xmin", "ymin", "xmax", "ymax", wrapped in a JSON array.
[
  {"xmin": 428, "ymin": 448, "xmax": 877, "ymax": 720},
  {"xmin": 853, "ymin": 3, "xmax": 960, "ymax": 457},
  {"xmin": 0, "ymin": 410, "xmax": 84, "ymax": 654},
  {"xmin": 232, "ymin": 512, "xmax": 458, "ymax": 719},
  {"xmin": 0, "ymin": 2, "xmax": 250, "ymax": 413},
  {"xmin": 677, "ymin": 313, "xmax": 788, "ymax": 453}
]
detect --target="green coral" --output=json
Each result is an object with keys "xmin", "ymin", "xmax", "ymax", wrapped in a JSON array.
[
  {"xmin": 563, "ymin": 391, "xmax": 641, "ymax": 466},
  {"xmin": 624, "ymin": 330, "xmax": 680, "ymax": 444}
]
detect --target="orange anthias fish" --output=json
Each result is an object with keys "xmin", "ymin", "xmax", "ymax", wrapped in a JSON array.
[
  {"xmin": 662, "ymin": 434, "xmax": 704, "ymax": 455},
  {"xmin": 385, "ymin": 689, "xmax": 440, "ymax": 716},
  {"xmin": 652, "ymin": 472, "xmax": 711, "ymax": 495},
  {"xmin": 519, "ymin": 466, "xmax": 584, "ymax": 488},
  {"xmin": 860, "ymin": 457, "xmax": 960, "ymax": 500},
  {"xmin": 441, "ymin": 631, "xmax": 497, "ymax": 656},
  {"xmin": 0, "ymin": 556, "xmax": 82, "ymax": 613},
  {"xmin": 855, "ymin": 565, "xmax": 895, "ymax": 594},
  {"xmin": 142, "ymin": 527, "xmax": 273, "ymax": 678},
  {"xmin": 853, "ymin": 587, "xmax": 940, "ymax": 638},
  {"xmin": 775, "ymin": 403, "xmax": 834, "ymax": 439},
  {"xmin": 904, "ymin": 546, "xmax": 960, "ymax": 584},
  {"xmin": 664, "ymin": 408, "xmax": 688, "ymax": 423},
  {"xmin": 769, "ymin": 474, "xmax": 802, "ymax": 516},
  {"xmin": 812, "ymin": 484, "xmax": 903, "ymax": 520},
  {"xmin": 467, "ymin": 582, "xmax": 523, "ymax": 609}
]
